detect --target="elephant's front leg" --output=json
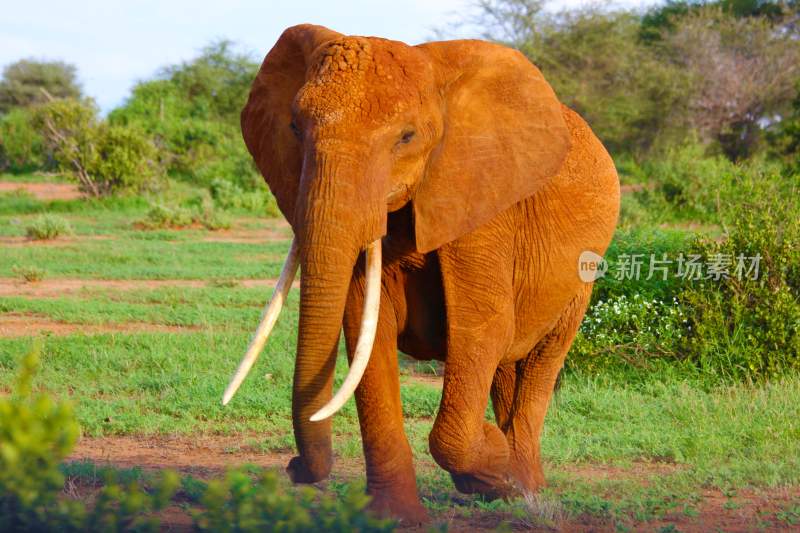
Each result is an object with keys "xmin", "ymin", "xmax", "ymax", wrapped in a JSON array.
[
  {"xmin": 343, "ymin": 272, "xmax": 428, "ymax": 524},
  {"xmin": 429, "ymin": 236, "xmax": 517, "ymax": 499}
]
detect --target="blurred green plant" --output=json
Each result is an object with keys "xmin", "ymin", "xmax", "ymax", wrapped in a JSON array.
[
  {"xmin": 0, "ymin": 59, "xmax": 81, "ymax": 113},
  {"xmin": 11, "ymin": 264, "xmax": 47, "ymax": 283},
  {"xmin": 25, "ymin": 213, "xmax": 73, "ymax": 240},
  {"xmin": 0, "ymin": 108, "xmax": 49, "ymax": 172},
  {"xmin": 0, "ymin": 346, "xmax": 179, "ymax": 531},
  {"xmin": 34, "ymin": 98, "xmax": 163, "ymax": 196},
  {"xmin": 136, "ymin": 202, "xmax": 232, "ymax": 231},
  {"xmin": 209, "ymin": 178, "xmax": 280, "ymax": 215},
  {"xmin": 108, "ymin": 41, "xmax": 261, "ymax": 190},
  {"xmin": 194, "ymin": 469, "xmax": 395, "ymax": 532}
]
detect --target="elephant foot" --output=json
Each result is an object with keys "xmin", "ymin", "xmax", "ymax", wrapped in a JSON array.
[
  {"xmin": 367, "ymin": 489, "xmax": 429, "ymax": 525},
  {"xmin": 286, "ymin": 454, "xmax": 331, "ymax": 484},
  {"xmin": 451, "ymin": 471, "xmax": 518, "ymax": 500}
]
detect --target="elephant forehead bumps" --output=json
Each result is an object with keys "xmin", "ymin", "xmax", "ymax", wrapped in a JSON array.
[{"xmin": 299, "ymin": 37, "xmax": 424, "ymax": 127}]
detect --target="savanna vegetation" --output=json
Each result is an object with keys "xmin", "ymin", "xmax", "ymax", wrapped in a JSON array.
[{"xmin": 1, "ymin": 0, "xmax": 799, "ymax": 530}]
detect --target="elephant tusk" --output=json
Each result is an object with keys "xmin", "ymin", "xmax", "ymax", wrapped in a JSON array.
[
  {"xmin": 222, "ymin": 238, "xmax": 299, "ymax": 406},
  {"xmin": 310, "ymin": 239, "xmax": 381, "ymax": 422}
]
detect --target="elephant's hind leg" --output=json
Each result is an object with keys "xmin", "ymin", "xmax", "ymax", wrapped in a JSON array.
[
  {"xmin": 505, "ymin": 285, "xmax": 592, "ymax": 493},
  {"xmin": 343, "ymin": 273, "xmax": 428, "ymax": 524}
]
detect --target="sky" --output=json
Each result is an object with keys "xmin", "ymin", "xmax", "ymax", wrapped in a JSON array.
[{"xmin": 0, "ymin": 0, "xmax": 658, "ymax": 113}]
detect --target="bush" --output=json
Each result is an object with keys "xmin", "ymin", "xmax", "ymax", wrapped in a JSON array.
[
  {"xmin": 194, "ymin": 469, "xmax": 395, "ymax": 533},
  {"xmin": 108, "ymin": 41, "xmax": 261, "ymax": 189},
  {"xmin": 676, "ymin": 179, "xmax": 800, "ymax": 380},
  {"xmin": 0, "ymin": 347, "xmax": 179, "ymax": 531},
  {"xmin": 569, "ymin": 294, "xmax": 687, "ymax": 374},
  {"xmin": 137, "ymin": 202, "xmax": 232, "ymax": 231},
  {"xmin": 210, "ymin": 178, "xmax": 280, "ymax": 215},
  {"xmin": 35, "ymin": 98, "xmax": 163, "ymax": 196},
  {"xmin": 0, "ymin": 108, "xmax": 49, "ymax": 172},
  {"xmin": 25, "ymin": 213, "xmax": 73, "ymax": 240},
  {"xmin": 12, "ymin": 264, "xmax": 46, "ymax": 283},
  {"xmin": 1, "ymin": 347, "xmax": 393, "ymax": 531},
  {"xmin": 0, "ymin": 59, "xmax": 81, "ymax": 114},
  {"xmin": 572, "ymin": 165, "xmax": 800, "ymax": 382}
]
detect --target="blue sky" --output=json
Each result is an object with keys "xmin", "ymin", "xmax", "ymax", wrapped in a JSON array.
[{"xmin": 1, "ymin": 0, "xmax": 657, "ymax": 113}]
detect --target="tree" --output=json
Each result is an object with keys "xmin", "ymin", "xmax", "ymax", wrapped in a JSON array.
[
  {"xmin": 0, "ymin": 60, "xmax": 81, "ymax": 114},
  {"xmin": 109, "ymin": 40, "xmax": 260, "ymax": 188},
  {"xmin": 663, "ymin": 6, "xmax": 800, "ymax": 159},
  {"xmin": 35, "ymin": 98, "xmax": 162, "ymax": 196},
  {"xmin": 467, "ymin": 1, "xmax": 692, "ymax": 155}
]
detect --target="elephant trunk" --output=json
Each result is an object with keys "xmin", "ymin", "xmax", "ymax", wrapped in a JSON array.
[{"xmin": 289, "ymin": 147, "xmax": 385, "ymax": 482}]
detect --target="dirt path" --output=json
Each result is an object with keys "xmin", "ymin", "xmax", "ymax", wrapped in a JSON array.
[
  {"xmin": 66, "ymin": 435, "xmax": 799, "ymax": 532},
  {"xmin": 0, "ymin": 235, "xmax": 113, "ymax": 247},
  {"xmin": 0, "ymin": 277, "xmax": 297, "ymax": 298},
  {"xmin": 0, "ymin": 181, "xmax": 82, "ymax": 201},
  {"xmin": 0, "ymin": 313, "xmax": 203, "ymax": 337}
]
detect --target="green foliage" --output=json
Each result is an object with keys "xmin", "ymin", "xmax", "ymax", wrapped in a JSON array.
[
  {"xmin": 0, "ymin": 346, "xmax": 81, "ymax": 530},
  {"xmin": 35, "ymin": 98, "xmax": 163, "ymax": 196},
  {"xmin": 0, "ymin": 59, "xmax": 81, "ymax": 114},
  {"xmin": 0, "ymin": 108, "xmax": 48, "ymax": 172},
  {"xmin": 109, "ymin": 41, "xmax": 260, "ymax": 189},
  {"xmin": 0, "ymin": 347, "xmax": 179, "ymax": 531},
  {"xmin": 677, "ymin": 180, "xmax": 800, "ymax": 380},
  {"xmin": 136, "ymin": 201, "xmax": 233, "ymax": 231},
  {"xmin": 194, "ymin": 469, "xmax": 395, "ymax": 532},
  {"xmin": 532, "ymin": 9, "xmax": 691, "ymax": 155},
  {"xmin": 210, "ymin": 178, "xmax": 280, "ymax": 215},
  {"xmin": 770, "ymin": 80, "xmax": 800, "ymax": 168},
  {"xmin": 11, "ymin": 264, "xmax": 47, "ymax": 283},
  {"xmin": 569, "ymin": 294, "xmax": 688, "ymax": 374},
  {"xmin": 25, "ymin": 213, "xmax": 73, "ymax": 240}
]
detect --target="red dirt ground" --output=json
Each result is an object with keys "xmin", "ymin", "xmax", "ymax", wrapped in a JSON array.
[
  {"xmin": 0, "ymin": 313, "xmax": 203, "ymax": 337},
  {"xmin": 65, "ymin": 435, "xmax": 800, "ymax": 532},
  {"xmin": 0, "ymin": 277, "xmax": 297, "ymax": 299},
  {"xmin": 0, "ymin": 181, "xmax": 82, "ymax": 201}
]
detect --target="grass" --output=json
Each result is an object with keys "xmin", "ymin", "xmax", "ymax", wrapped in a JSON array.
[{"xmin": 1, "ymin": 177, "xmax": 798, "ymax": 530}]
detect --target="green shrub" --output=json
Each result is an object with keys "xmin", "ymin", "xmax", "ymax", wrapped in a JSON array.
[
  {"xmin": 35, "ymin": 98, "xmax": 163, "ymax": 196},
  {"xmin": 136, "ymin": 202, "xmax": 232, "ymax": 231},
  {"xmin": 569, "ymin": 294, "xmax": 687, "ymax": 374},
  {"xmin": 676, "ymin": 180, "xmax": 800, "ymax": 381},
  {"xmin": 108, "ymin": 42, "xmax": 262, "ymax": 189},
  {"xmin": 210, "ymin": 178, "xmax": 280, "ymax": 216},
  {"xmin": 25, "ymin": 213, "xmax": 73, "ymax": 240},
  {"xmin": 11, "ymin": 264, "xmax": 46, "ymax": 283},
  {"xmin": 0, "ymin": 108, "xmax": 49, "ymax": 172},
  {"xmin": 0, "ymin": 347, "xmax": 179, "ymax": 531},
  {"xmin": 137, "ymin": 203, "xmax": 195, "ymax": 229},
  {"xmin": 193, "ymin": 469, "xmax": 395, "ymax": 532}
]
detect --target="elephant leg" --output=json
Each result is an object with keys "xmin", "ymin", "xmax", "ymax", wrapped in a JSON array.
[
  {"xmin": 429, "ymin": 234, "xmax": 517, "ymax": 499},
  {"xmin": 343, "ymin": 273, "xmax": 428, "ymax": 524},
  {"xmin": 490, "ymin": 362, "xmax": 518, "ymax": 432},
  {"xmin": 505, "ymin": 285, "xmax": 592, "ymax": 493}
]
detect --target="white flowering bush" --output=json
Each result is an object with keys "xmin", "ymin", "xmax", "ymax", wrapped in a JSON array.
[{"xmin": 569, "ymin": 294, "xmax": 687, "ymax": 373}]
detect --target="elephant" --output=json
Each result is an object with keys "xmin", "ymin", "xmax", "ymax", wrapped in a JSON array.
[{"xmin": 222, "ymin": 24, "xmax": 620, "ymax": 524}]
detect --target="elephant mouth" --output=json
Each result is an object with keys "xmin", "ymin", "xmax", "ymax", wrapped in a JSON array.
[
  {"xmin": 386, "ymin": 183, "xmax": 412, "ymax": 210},
  {"xmin": 222, "ymin": 236, "xmax": 383, "ymax": 422}
]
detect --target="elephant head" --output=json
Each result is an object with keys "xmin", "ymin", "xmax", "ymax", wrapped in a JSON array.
[{"xmin": 223, "ymin": 24, "xmax": 570, "ymax": 482}]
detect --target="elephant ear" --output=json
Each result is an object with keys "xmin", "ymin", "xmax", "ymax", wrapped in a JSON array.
[
  {"xmin": 413, "ymin": 40, "xmax": 570, "ymax": 253},
  {"xmin": 241, "ymin": 24, "xmax": 341, "ymax": 227}
]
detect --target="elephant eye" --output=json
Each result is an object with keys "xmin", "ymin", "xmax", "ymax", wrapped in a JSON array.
[
  {"xmin": 290, "ymin": 120, "xmax": 301, "ymax": 140},
  {"xmin": 398, "ymin": 129, "xmax": 415, "ymax": 145}
]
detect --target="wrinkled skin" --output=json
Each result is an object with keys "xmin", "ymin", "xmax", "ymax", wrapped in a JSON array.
[{"xmin": 240, "ymin": 24, "xmax": 620, "ymax": 524}]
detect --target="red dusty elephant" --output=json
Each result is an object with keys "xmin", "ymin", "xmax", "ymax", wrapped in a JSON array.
[{"xmin": 223, "ymin": 24, "xmax": 620, "ymax": 524}]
